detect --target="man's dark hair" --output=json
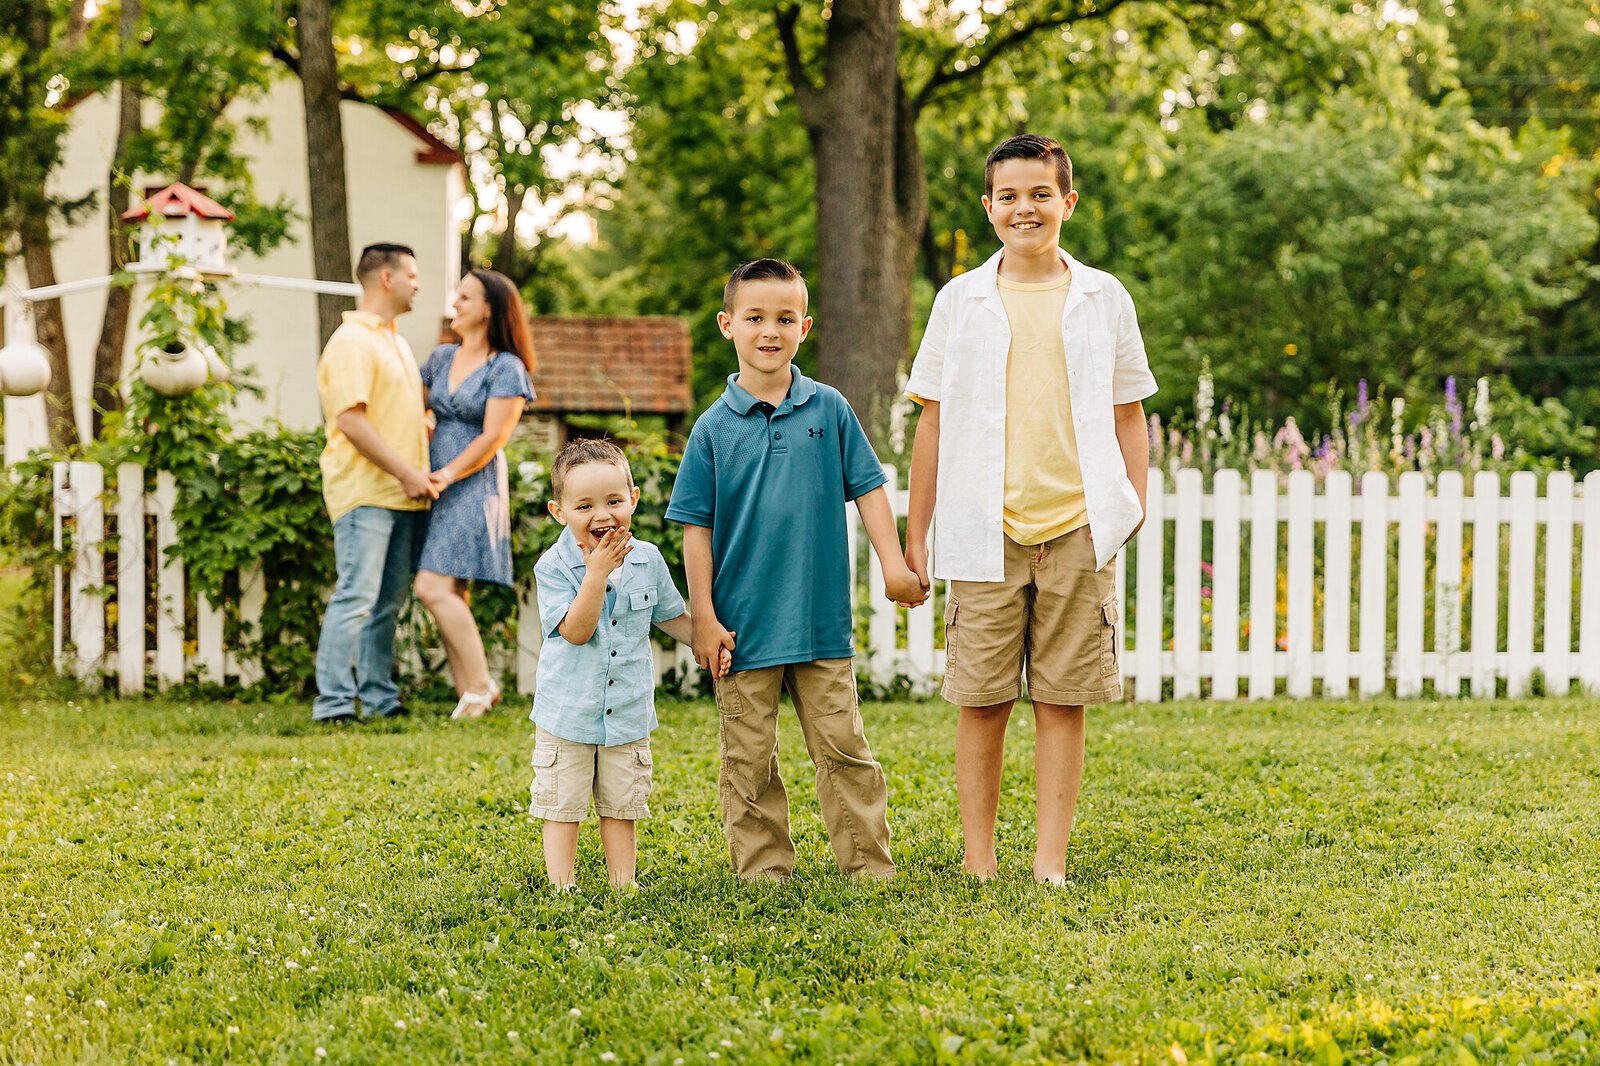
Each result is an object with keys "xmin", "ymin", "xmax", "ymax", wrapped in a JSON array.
[
  {"xmin": 723, "ymin": 258, "xmax": 808, "ymax": 314},
  {"xmin": 551, "ymin": 438, "xmax": 633, "ymax": 502},
  {"xmin": 984, "ymin": 134, "xmax": 1073, "ymax": 199},
  {"xmin": 356, "ymin": 242, "xmax": 416, "ymax": 285}
]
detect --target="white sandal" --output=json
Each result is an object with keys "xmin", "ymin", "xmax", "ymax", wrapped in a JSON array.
[{"xmin": 450, "ymin": 689, "xmax": 494, "ymax": 720}]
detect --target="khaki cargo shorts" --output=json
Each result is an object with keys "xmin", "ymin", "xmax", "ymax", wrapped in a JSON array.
[
  {"xmin": 528, "ymin": 726, "xmax": 653, "ymax": 822},
  {"xmin": 943, "ymin": 525, "xmax": 1122, "ymax": 707}
]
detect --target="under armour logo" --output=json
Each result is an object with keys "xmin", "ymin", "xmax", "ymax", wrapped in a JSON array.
[{"xmin": 808, "ymin": 428, "xmax": 825, "ymax": 438}]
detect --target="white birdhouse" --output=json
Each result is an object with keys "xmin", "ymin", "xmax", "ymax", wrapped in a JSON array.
[
  {"xmin": 121, "ymin": 183, "xmax": 236, "ymax": 279},
  {"xmin": 0, "ymin": 300, "xmax": 52, "ymax": 397}
]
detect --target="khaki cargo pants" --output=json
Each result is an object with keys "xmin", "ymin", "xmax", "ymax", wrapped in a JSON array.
[{"xmin": 713, "ymin": 658, "xmax": 895, "ymax": 880}]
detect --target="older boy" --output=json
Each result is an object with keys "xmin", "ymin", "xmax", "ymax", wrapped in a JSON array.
[
  {"xmin": 312, "ymin": 243, "xmax": 435, "ymax": 723},
  {"xmin": 904, "ymin": 135, "xmax": 1157, "ymax": 883},
  {"xmin": 667, "ymin": 258, "xmax": 926, "ymax": 881}
]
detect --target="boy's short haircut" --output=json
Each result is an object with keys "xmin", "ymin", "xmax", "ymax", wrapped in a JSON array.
[
  {"xmin": 356, "ymin": 242, "xmax": 417, "ymax": 285},
  {"xmin": 984, "ymin": 134, "xmax": 1073, "ymax": 199},
  {"xmin": 723, "ymin": 258, "xmax": 809, "ymax": 314},
  {"xmin": 551, "ymin": 438, "xmax": 633, "ymax": 500}
]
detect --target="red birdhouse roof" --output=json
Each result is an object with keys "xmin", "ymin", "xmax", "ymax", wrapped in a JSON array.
[{"xmin": 120, "ymin": 183, "xmax": 235, "ymax": 223}]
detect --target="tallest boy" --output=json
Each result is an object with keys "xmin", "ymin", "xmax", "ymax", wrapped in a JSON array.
[{"xmin": 904, "ymin": 135, "xmax": 1157, "ymax": 883}]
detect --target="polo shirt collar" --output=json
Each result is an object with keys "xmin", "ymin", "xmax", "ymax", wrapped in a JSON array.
[
  {"xmin": 718, "ymin": 365, "xmax": 816, "ymax": 416},
  {"xmin": 343, "ymin": 309, "xmax": 398, "ymax": 332}
]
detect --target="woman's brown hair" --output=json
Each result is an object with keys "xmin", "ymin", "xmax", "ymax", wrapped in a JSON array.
[{"xmin": 470, "ymin": 268, "xmax": 537, "ymax": 375}]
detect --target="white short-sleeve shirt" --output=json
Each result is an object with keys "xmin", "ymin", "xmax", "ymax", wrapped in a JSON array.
[{"xmin": 905, "ymin": 248, "xmax": 1158, "ymax": 579}]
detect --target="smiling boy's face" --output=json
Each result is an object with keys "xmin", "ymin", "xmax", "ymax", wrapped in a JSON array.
[
  {"xmin": 983, "ymin": 157, "xmax": 1078, "ymax": 259},
  {"xmin": 547, "ymin": 460, "xmax": 640, "ymax": 551},
  {"xmin": 717, "ymin": 277, "xmax": 812, "ymax": 379}
]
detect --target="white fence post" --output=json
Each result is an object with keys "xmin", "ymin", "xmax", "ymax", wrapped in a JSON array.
[
  {"xmin": 116, "ymin": 463, "xmax": 146, "ymax": 696},
  {"xmin": 1470, "ymin": 472, "xmax": 1500, "ymax": 698},
  {"xmin": 68, "ymin": 461, "xmax": 105, "ymax": 684},
  {"xmin": 1172, "ymin": 469, "xmax": 1202, "ymax": 700},
  {"xmin": 1247, "ymin": 470, "xmax": 1277, "ymax": 699},
  {"xmin": 1322, "ymin": 471, "xmax": 1353, "ymax": 698},
  {"xmin": 1394, "ymin": 472, "xmax": 1426, "ymax": 697},
  {"xmin": 518, "ymin": 579, "xmax": 542, "ymax": 698},
  {"xmin": 152, "ymin": 472, "xmax": 184, "ymax": 690},
  {"xmin": 1211, "ymin": 469, "xmax": 1242, "ymax": 700},
  {"xmin": 1506, "ymin": 472, "xmax": 1537, "ymax": 697},
  {"xmin": 1434, "ymin": 471, "xmax": 1465, "ymax": 697},
  {"xmin": 1134, "ymin": 468, "xmax": 1165, "ymax": 702},
  {"xmin": 196, "ymin": 589, "xmax": 225, "ymax": 683},
  {"xmin": 1581, "ymin": 471, "xmax": 1600, "ymax": 695},
  {"xmin": 52, "ymin": 462, "xmax": 67, "ymax": 673},
  {"xmin": 1357, "ymin": 471, "xmax": 1388, "ymax": 699},
  {"xmin": 1285, "ymin": 470, "xmax": 1314, "ymax": 698},
  {"xmin": 236, "ymin": 565, "xmax": 265, "ymax": 687},
  {"xmin": 1542, "ymin": 472, "xmax": 1574, "ymax": 695}
]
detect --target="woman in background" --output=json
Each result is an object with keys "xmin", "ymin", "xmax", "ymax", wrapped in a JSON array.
[{"xmin": 415, "ymin": 269, "xmax": 536, "ymax": 719}]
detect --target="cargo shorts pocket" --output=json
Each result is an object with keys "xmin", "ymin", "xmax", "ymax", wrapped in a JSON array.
[
  {"xmin": 714, "ymin": 677, "xmax": 747, "ymax": 720},
  {"xmin": 530, "ymin": 745, "xmax": 560, "ymax": 807},
  {"xmin": 632, "ymin": 745, "xmax": 654, "ymax": 805},
  {"xmin": 1099, "ymin": 596, "xmax": 1119, "ymax": 677},
  {"xmin": 943, "ymin": 601, "xmax": 959, "ymax": 672}
]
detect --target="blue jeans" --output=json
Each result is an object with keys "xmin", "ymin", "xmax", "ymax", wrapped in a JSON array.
[{"xmin": 312, "ymin": 506, "xmax": 427, "ymax": 719}]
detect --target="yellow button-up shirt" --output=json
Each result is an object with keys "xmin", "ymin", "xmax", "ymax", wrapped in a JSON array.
[{"xmin": 317, "ymin": 310, "xmax": 430, "ymax": 522}]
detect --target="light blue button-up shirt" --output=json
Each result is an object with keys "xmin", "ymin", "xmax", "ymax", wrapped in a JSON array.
[{"xmin": 529, "ymin": 528, "xmax": 686, "ymax": 745}]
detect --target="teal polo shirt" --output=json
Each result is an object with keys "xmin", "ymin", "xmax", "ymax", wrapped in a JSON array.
[{"xmin": 666, "ymin": 367, "xmax": 888, "ymax": 671}]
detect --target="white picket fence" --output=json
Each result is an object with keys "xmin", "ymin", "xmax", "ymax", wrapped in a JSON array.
[{"xmin": 48, "ymin": 460, "xmax": 1600, "ymax": 701}]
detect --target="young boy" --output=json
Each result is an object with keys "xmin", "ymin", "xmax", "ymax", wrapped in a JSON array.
[
  {"xmin": 903, "ymin": 134, "xmax": 1157, "ymax": 884},
  {"xmin": 530, "ymin": 439, "xmax": 717, "ymax": 889},
  {"xmin": 666, "ymin": 258, "xmax": 927, "ymax": 881}
]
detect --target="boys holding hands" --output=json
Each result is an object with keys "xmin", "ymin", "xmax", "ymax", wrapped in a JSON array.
[
  {"xmin": 904, "ymin": 135, "xmax": 1157, "ymax": 883},
  {"xmin": 667, "ymin": 259, "xmax": 927, "ymax": 881}
]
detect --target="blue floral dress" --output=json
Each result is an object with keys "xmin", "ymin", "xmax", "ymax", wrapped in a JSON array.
[{"xmin": 418, "ymin": 345, "xmax": 535, "ymax": 586}]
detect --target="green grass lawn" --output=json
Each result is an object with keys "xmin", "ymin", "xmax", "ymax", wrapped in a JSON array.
[{"xmin": 3, "ymin": 695, "xmax": 1599, "ymax": 1064}]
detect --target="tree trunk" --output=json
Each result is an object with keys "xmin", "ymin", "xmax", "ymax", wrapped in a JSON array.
[
  {"xmin": 297, "ymin": 0, "xmax": 354, "ymax": 348},
  {"xmin": 90, "ymin": 1, "xmax": 144, "ymax": 441},
  {"xmin": 493, "ymin": 184, "xmax": 527, "ymax": 281},
  {"xmin": 793, "ymin": 0, "xmax": 910, "ymax": 438},
  {"xmin": 21, "ymin": 215, "xmax": 79, "ymax": 452}
]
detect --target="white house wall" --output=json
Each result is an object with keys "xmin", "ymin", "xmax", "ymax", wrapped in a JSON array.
[{"xmin": 4, "ymin": 79, "xmax": 464, "ymax": 451}]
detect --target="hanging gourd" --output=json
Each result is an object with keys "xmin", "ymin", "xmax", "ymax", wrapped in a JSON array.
[
  {"xmin": 0, "ymin": 304, "xmax": 52, "ymax": 397},
  {"xmin": 138, "ymin": 340, "xmax": 211, "ymax": 396}
]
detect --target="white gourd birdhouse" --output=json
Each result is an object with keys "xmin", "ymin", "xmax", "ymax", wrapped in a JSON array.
[
  {"xmin": 139, "ymin": 341, "xmax": 211, "ymax": 396},
  {"xmin": 121, "ymin": 183, "xmax": 236, "ymax": 279},
  {"xmin": 0, "ymin": 301, "xmax": 52, "ymax": 397}
]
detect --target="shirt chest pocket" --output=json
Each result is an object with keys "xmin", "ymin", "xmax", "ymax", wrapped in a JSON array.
[{"xmin": 610, "ymin": 588, "xmax": 655, "ymax": 646}]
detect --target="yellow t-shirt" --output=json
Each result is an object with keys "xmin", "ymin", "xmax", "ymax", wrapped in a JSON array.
[
  {"xmin": 317, "ymin": 310, "xmax": 430, "ymax": 522},
  {"xmin": 1000, "ymin": 272, "xmax": 1087, "ymax": 545}
]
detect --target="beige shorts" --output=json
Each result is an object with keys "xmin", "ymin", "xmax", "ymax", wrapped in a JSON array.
[
  {"xmin": 943, "ymin": 525, "xmax": 1122, "ymax": 707},
  {"xmin": 527, "ymin": 727, "xmax": 653, "ymax": 822}
]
